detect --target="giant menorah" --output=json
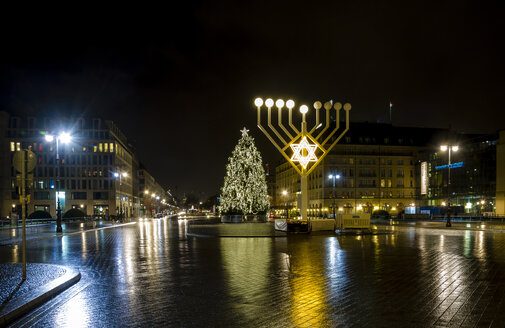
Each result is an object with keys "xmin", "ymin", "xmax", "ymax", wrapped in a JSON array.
[{"xmin": 254, "ymin": 97, "xmax": 351, "ymax": 221}]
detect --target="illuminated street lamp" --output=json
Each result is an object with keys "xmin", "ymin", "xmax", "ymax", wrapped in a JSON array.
[
  {"xmin": 282, "ymin": 190, "xmax": 288, "ymax": 219},
  {"xmin": 114, "ymin": 171, "xmax": 128, "ymax": 221},
  {"xmin": 45, "ymin": 132, "xmax": 72, "ymax": 233},
  {"xmin": 440, "ymin": 145, "xmax": 459, "ymax": 227},
  {"xmin": 328, "ymin": 173, "xmax": 341, "ymax": 219}
]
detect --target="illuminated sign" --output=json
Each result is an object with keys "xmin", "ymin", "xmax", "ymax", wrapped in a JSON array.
[
  {"xmin": 421, "ymin": 161, "xmax": 428, "ymax": 195},
  {"xmin": 435, "ymin": 162, "xmax": 464, "ymax": 170}
]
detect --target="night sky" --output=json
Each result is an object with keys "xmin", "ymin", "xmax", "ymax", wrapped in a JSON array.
[{"xmin": 1, "ymin": 1, "xmax": 504, "ymax": 200}]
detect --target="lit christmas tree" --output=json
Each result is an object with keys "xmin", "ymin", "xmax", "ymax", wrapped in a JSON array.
[{"xmin": 220, "ymin": 128, "xmax": 270, "ymax": 215}]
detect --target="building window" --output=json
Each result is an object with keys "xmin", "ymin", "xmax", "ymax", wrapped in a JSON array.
[
  {"xmin": 93, "ymin": 192, "xmax": 108, "ymax": 200},
  {"xmin": 16, "ymin": 142, "xmax": 21, "ymax": 151},
  {"xmin": 104, "ymin": 143, "xmax": 108, "ymax": 152},
  {"xmin": 33, "ymin": 191, "xmax": 50, "ymax": 200},
  {"xmin": 10, "ymin": 142, "xmax": 15, "ymax": 152},
  {"xmin": 110, "ymin": 143, "xmax": 114, "ymax": 152},
  {"xmin": 99, "ymin": 143, "xmax": 103, "ymax": 152},
  {"xmin": 72, "ymin": 192, "xmax": 87, "ymax": 200}
]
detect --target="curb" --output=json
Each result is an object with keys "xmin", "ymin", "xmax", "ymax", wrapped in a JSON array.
[{"xmin": 0, "ymin": 266, "xmax": 81, "ymax": 326}]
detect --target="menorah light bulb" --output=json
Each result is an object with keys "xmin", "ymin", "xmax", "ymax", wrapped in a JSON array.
[
  {"xmin": 265, "ymin": 98, "xmax": 274, "ymax": 108},
  {"xmin": 254, "ymin": 98, "xmax": 263, "ymax": 107},
  {"xmin": 275, "ymin": 99, "xmax": 284, "ymax": 109},
  {"xmin": 300, "ymin": 105, "xmax": 308, "ymax": 114},
  {"xmin": 286, "ymin": 99, "xmax": 295, "ymax": 109}
]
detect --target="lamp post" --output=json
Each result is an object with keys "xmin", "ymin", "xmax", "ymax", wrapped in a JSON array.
[
  {"xmin": 45, "ymin": 132, "xmax": 72, "ymax": 233},
  {"xmin": 151, "ymin": 193, "xmax": 156, "ymax": 217},
  {"xmin": 282, "ymin": 190, "xmax": 288, "ymax": 219},
  {"xmin": 328, "ymin": 173, "xmax": 341, "ymax": 219},
  {"xmin": 440, "ymin": 145, "xmax": 459, "ymax": 227},
  {"xmin": 114, "ymin": 171, "xmax": 128, "ymax": 221},
  {"xmin": 144, "ymin": 190, "xmax": 149, "ymax": 217}
]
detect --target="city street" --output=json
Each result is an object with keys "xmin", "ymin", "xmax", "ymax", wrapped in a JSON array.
[{"xmin": 3, "ymin": 219, "xmax": 505, "ymax": 327}]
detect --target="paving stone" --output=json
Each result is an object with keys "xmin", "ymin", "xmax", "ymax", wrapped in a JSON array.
[{"xmin": 3, "ymin": 221, "xmax": 505, "ymax": 327}]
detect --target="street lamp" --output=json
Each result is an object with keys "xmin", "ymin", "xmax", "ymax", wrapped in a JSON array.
[
  {"xmin": 114, "ymin": 171, "xmax": 128, "ymax": 221},
  {"xmin": 282, "ymin": 190, "xmax": 288, "ymax": 219},
  {"xmin": 328, "ymin": 173, "xmax": 341, "ymax": 219},
  {"xmin": 45, "ymin": 132, "xmax": 72, "ymax": 233},
  {"xmin": 440, "ymin": 145, "xmax": 459, "ymax": 227}
]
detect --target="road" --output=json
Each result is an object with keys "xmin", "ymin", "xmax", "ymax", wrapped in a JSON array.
[{"xmin": 3, "ymin": 219, "xmax": 505, "ymax": 327}]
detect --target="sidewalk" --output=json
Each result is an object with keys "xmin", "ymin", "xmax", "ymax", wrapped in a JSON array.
[
  {"xmin": 0, "ymin": 220, "xmax": 135, "ymax": 246},
  {"xmin": 0, "ymin": 263, "xmax": 81, "ymax": 326},
  {"xmin": 0, "ymin": 220, "xmax": 136, "ymax": 325}
]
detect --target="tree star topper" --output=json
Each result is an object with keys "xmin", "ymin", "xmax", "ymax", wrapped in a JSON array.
[
  {"xmin": 241, "ymin": 127, "xmax": 249, "ymax": 137},
  {"xmin": 290, "ymin": 136, "xmax": 318, "ymax": 169}
]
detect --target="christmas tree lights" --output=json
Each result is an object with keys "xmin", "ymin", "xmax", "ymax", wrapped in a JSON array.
[{"xmin": 219, "ymin": 128, "xmax": 270, "ymax": 215}]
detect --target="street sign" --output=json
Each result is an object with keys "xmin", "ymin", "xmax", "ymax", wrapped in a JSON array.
[{"xmin": 13, "ymin": 150, "xmax": 36, "ymax": 173}]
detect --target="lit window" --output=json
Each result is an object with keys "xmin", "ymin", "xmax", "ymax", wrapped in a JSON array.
[
  {"xmin": 10, "ymin": 142, "xmax": 15, "ymax": 152},
  {"xmin": 110, "ymin": 143, "xmax": 114, "ymax": 152},
  {"xmin": 99, "ymin": 143, "xmax": 103, "ymax": 152},
  {"xmin": 16, "ymin": 142, "xmax": 21, "ymax": 151},
  {"xmin": 104, "ymin": 143, "xmax": 108, "ymax": 152},
  {"xmin": 93, "ymin": 145, "xmax": 97, "ymax": 152}
]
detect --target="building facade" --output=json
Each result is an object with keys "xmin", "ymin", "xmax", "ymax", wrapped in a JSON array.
[
  {"xmin": 0, "ymin": 111, "xmax": 172, "ymax": 220},
  {"xmin": 274, "ymin": 122, "xmax": 497, "ymax": 217}
]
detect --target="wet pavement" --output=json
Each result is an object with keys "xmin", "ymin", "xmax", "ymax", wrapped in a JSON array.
[
  {"xmin": 2, "ymin": 219, "xmax": 505, "ymax": 327},
  {"xmin": 0, "ymin": 221, "xmax": 129, "ymax": 246},
  {"xmin": 0, "ymin": 263, "xmax": 66, "ymax": 306}
]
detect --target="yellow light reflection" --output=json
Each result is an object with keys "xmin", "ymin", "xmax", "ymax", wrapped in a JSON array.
[
  {"xmin": 287, "ymin": 239, "xmax": 329, "ymax": 327},
  {"xmin": 220, "ymin": 238, "xmax": 272, "ymax": 322}
]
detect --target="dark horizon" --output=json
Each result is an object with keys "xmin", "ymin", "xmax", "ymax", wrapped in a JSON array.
[{"xmin": 1, "ymin": 1, "xmax": 504, "ymax": 199}]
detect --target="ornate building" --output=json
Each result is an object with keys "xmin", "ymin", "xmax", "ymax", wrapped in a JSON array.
[
  {"xmin": 0, "ymin": 111, "xmax": 172, "ymax": 220},
  {"xmin": 274, "ymin": 122, "xmax": 496, "ymax": 217}
]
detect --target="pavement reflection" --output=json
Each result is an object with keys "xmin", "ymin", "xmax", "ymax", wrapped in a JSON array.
[{"xmin": 3, "ymin": 220, "xmax": 505, "ymax": 327}]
